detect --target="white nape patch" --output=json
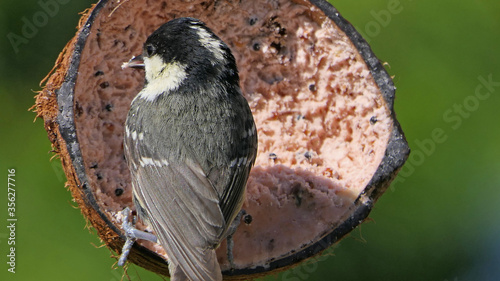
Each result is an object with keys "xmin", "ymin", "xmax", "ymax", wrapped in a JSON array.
[
  {"xmin": 131, "ymin": 131, "xmax": 137, "ymax": 141},
  {"xmin": 138, "ymin": 56, "xmax": 188, "ymax": 102},
  {"xmin": 139, "ymin": 157, "xmax": 169, "ymax": 167},
  {"xmin": 190, "ymin": 25, "xmax": 225, "ymax": 62},
  {"xmin": 125, "ymin": 126, "xmax": 130, "ymax": 137}
]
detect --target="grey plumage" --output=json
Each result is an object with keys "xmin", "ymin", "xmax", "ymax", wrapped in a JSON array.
[{"xmin": 124, "ymin": 17, "xmax": 257, "ymax": 281}]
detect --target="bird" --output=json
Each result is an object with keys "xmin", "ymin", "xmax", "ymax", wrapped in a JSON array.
[{"xmin": 121, "ymin": 17, "xmax": 258, "ymax": 281}]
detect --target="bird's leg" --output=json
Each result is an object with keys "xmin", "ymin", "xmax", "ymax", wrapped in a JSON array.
[
  {"xmin": 226, "ymin": 209, "xmax": 247, "ymax": 269},
  {"xmin": 118, "ymin": 207, "xmax": 158, "ymax": 266}
]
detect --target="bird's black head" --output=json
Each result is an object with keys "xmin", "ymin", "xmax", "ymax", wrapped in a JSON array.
[{"xmin": 141, "ymin": 17, "xmax": 239, "ymax": 90}]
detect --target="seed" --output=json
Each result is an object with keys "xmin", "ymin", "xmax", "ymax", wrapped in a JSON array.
[
  {"xmin": 244, "ymin": 214, "xmax": 253, "ymax": 224},
  {"xmin": 115, "ymin": 188, "xmax": 124, "ymax": 196}
]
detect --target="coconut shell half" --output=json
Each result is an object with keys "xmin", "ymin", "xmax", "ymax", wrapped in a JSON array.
[{"xmin": 33, "ymin": 0, "xmax": 409, "ymax": 279}]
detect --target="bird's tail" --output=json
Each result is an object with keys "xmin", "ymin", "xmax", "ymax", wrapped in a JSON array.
[{"xmin": 169, "ymin": 248, "xmax": 222, "ymax": 281}]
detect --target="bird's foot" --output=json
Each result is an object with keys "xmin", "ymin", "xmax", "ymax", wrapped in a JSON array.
[
  {"xmin": 226, "ymin": 209, "xmax": 247, "ymax": 269},
  {"xmin": 117, "ymin": 207, "xmax": 158, "ymax": 266}
]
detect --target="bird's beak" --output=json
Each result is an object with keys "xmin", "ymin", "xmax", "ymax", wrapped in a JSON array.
[{"xmin": 121, "ymin": 55, "xmax": 145, "ymax": 69}]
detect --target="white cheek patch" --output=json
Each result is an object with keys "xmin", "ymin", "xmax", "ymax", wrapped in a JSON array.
[
  {"xmin": 189, "ymin": 25, "xmax": 226, "ymax": 63},
  {"xmin": 138, "ymin": 55, "xmax": 188, "ymax": 102}
]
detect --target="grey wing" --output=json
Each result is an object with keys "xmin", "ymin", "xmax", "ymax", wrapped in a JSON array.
[
  {"xmin": 131, "ymin": 158, "xmax": 224, "ymax": 281},
  {"xmin": 211, "ymin": 106, "xmax": 258, "ymax": 235},
  {"xmin": 217, "ymin": 163, "xmax": 252, "ymax": 229}
]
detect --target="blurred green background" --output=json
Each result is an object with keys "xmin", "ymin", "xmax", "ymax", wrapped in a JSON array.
[{"xmin": 1, "ymin": 0, "xmax": 499, "ymax": 280}]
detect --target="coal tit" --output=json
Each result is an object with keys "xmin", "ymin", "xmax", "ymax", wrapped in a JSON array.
[{"xmin": 121, "ymin": 17, "xmax": 257, "ymax": 281}]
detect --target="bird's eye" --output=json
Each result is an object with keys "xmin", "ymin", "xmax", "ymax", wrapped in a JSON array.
[{"xmin": 145, "ymin": 44, "xmax": 156, "ymax": 57}]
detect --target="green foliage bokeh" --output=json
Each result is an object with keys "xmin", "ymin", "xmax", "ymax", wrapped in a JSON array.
[{"xmin": 1, "ymin": 0, "xmax": 499, "ymax": 280}]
